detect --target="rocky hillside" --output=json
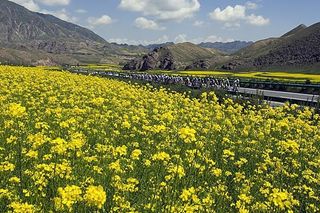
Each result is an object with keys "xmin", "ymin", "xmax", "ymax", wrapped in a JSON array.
[
  {"xmin": 222, "ymin": 23, "xmax": 320, "ymax": 71},
  {"xmin": 0, "ymin": 0, "xmax": 105, "ymax": 43},
  {"xmin": 0, "ymin": 0, "xmax": 147, "ymax": 65},
  {"xmin": 281, "ymin": 24, "xmax": 307, "ymax": 38},
  {"xmin": 123, "ymin": 42, "xmax": 223, "ymax": 71}
]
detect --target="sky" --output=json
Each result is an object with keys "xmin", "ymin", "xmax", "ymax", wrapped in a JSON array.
[{"xmin": 10, "ymin": 0, "xmax": 320, "ymax": 45}]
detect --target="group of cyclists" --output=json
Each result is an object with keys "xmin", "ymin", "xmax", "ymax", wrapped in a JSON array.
[{"xmin": 69, "ymin": 68, "xmax": 241, "ymax": 92}]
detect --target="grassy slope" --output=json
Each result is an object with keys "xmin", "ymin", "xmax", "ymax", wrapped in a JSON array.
[
  {"xmin": 167, "ymin": 42, "xmax": 221, "ymax": 64},
  {"xmin": 230, "ymin": 23, "xmax": 320, "ymax": 72}
]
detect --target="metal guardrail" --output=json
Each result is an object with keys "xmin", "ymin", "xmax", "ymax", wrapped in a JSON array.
[{"xmin": 240, "ymin": 80, "xmax": 320, "ymax": 89}]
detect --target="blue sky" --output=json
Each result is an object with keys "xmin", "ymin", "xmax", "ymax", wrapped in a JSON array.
[{"xmin": 11, "ymin": 0, "xmax": 320, "ymax": 45}]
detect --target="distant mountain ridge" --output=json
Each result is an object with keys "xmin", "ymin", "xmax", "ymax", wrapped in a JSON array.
[
  {"xmin": 198, "ymin": 41, "xmax": 253, "ymax": 54},
  {"xmin": 0, "ymin": 0, "xmax": 147, "ymax": 65},
  {"xmin": 140, "ymin": 41, "xmax": 251, "ymax": 54},
  {"xmin": 142, "ymin": 42, "xmax": 175, "ymax": 51}
]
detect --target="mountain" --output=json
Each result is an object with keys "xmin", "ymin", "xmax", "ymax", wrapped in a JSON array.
[
  {"xmin": 2, "ymin": 0, "xmax": 319, "ymax": 72},
  {"xmin": 221, "ymin": 23, "xmax": 320, "ymax": 71},
  {"xmin": 0, "ymin": 0, "xmax": 147, "ymax": 65},
  {"xmin": 281, "ymin": 24, "xmax": 307, "ymax": 38},
  {"xmin": 143, "ymin": 42, "xmax": 175, "ymax": 51},
  {"xmin": 198, "ymin": 41, "xmax": 253, "ymax": 54},
  {"xmin": 0, "ymin": 0, "xmax": 105, "ymax": 43},
  {"xmin": 124, "ymin": 23, "xmax": 320, "ymax": 72},
  {"xmin": 123, "ymin": 42, "xmax": 225, "ymax": 71}
]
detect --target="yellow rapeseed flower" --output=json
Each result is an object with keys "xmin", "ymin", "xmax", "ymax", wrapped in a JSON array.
[
  {"xmin": 178, "ymin": 127, "xmax": 197, "ymax": 143},
  {"xmin": 269, "ymin": 188, "xmax": 299, "ymax": 210},
  {"xmin": 84, "ymin": 185, "xmax": 106, "ymax": 209},
  {"xmin": 10, "ymin": 202, "xmax": 35, "ymax": 213},
  {"xmin": 131, "ymin": 149, "xmax": 142, "ymax": 160},
  {"xmin": 54, "ymin": 185, "xmax": 82, "ymax": 211},
  {"xmin": 7, "ymin": 103, "xmax": 27, "ymax": 118}
]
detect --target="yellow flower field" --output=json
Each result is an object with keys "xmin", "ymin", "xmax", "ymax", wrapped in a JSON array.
[
  {"xmin": 155, "ymin": 70, "xmax": 320, "ymax": 82},
  {"xmin": 0, "ymin": 66, "xmax": 319, "ymax": 212},
  {"xmin": 82, "ymin": 64, "xmax": 122, "ymax": 72}
]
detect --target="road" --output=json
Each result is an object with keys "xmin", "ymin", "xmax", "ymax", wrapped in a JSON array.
[
  {"xmin": 67, "ymin": 68, "xmax": 320, "ymax": 104},
  {"xmin": 238, "ymin": 87, "xmax": 320, "ymax": 103}
]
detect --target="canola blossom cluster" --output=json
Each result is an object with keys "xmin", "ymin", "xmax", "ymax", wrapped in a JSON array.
[{"xmin": 0, "ymin": 66, "xmax": 319, "ymax": 212}]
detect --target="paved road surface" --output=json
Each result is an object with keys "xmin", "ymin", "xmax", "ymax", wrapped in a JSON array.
[{"xmin": 238, "ymin": 88, "xmax": 319, "ymax": 103}]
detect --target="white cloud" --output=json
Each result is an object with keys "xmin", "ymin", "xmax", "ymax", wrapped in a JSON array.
[
  {"xmin": 108, "ymin": 34, "xmax": 234, "ymax": 45},
  {"xmin": 175, "ymin": 34, "xmax": 233, "ymax": 44},
  {"xmin": 107, "ymin": 35, "xmax": 170, "ymax": 45},
  {"xmin": 174, "ymin": 34, "xmax": 188, "ymax": 43},
  {"xmin": 35, "ymin": 0, "xmax": 70, "ymax": 6},
  {"xmin": 119, "ymin": 0, "xmax": 200, "ymax": 21},
  {"xmin": 13, "ymin": 0, "xmax": 77, "ymax": 22},
  {"xmin": 41, "ymin": 8, "xmax": 77, "ymax": 22},
  {"xmin": 87, "ymin": 15, "xmax": 113, "ymax": 27},
  {"xmin": 246, "ymin": 14, "xmax": 270, "ymax": 26},
  {"xmin": 209, "ymin": 3, "xmax": 270, "ymax": 27},
  {"xmin": 10, "ymin": 0, "xmax": 71, "ymax": 12},
  {"xmin": 153, "ymin": 35, "xmax": 170, "ymax": 44},
  {"xmin": 210, "ymin": 5, "xmax": 246, "ymax": 22},
  {"xmin": 134, "ymin": 17, "xmax": 165, "ymax": 31},
  {"xmin": 108, "ymin": 38, "xmax": 131, "ymax": 44},
  {"xmin": 193, "ymin": 20, "xmax": 204, "ymax": 27},
  {"xmin": 75, "ymin": 9, "xmax": 87, "ymax": 14},
  {"xmin": 223, "ymin": 22, "xmax": 241, "ymax": 29},
  {"xmin": 10, "ymin": 0, "xmax": 40, "ymax": 11},
  {"xmin": 119, "ymin": 0, "xmax": 146, "ymax": 11},
  {"xmin": 12, "ymin": 0, "xmax": 76, "ymax": 23},
  {"xmin": 246, "ymin": 1, "xmax": 258, "ymax": 10}
]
